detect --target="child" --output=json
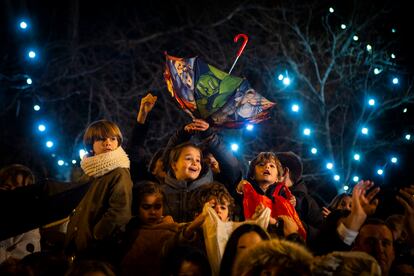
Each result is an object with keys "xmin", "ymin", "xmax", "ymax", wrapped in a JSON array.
[
  {"xmin": 161, "ymin": 118, "xmax": 241, "ymax": 222},
  {"xmin": 186, "ymin": 182, "xmax": 271, "ymax": 276},
  {"xmin": 121, "ymin": 181, "xmax": 179, "ymax": 276},
  {"xmin": 236, "ymin": 152, "xmax": 306, "ymax": 240},
  {"xmin": 65, "ymin": 120, "xmax": 132, "ymax": 262}
]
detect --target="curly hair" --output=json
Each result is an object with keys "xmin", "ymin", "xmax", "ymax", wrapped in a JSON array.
[{"xmin": 189, "ymin": 181, "xmax": 235, "ymax": 219}]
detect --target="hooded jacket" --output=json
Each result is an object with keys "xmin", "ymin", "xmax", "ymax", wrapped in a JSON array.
[{"xmin": 161, "ymin": 168, "xmax": 213, "ymax": 222}]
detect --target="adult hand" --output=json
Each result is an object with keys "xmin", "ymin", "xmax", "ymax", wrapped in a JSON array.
[
  {"xmin": 137, "ymin": 92, "xmax": 157, "ymax": 123},
  {"xmin": 341, "ymin": 180, "xmax": 379, "ymax": 231},
  {"xmin": 396, "ymin": 184, "xmax": 414, "ymax": 246},
  {"xmin": 359, "ymin": 180, "xmax": 380, "ymax": 216}
]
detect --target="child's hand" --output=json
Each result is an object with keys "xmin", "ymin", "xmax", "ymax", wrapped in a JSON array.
[
  {"xmin": 184, "ymin": 212, "xmax": 207, "ymax": 239},
  {"xmin": 236, "ymin": 180, "xmax": 250, "ymax": 194},
  {"xmin": 278, "ymin": 215, "xmax": 299, "ymax": 237},
  {"xmin": 184, "ymin": 119, "xmax": 209, "ymax": 133},
  {"xmin": 289, "ymin": 195, "xmax": 297, "ymax": 208},
  {"xmin": 252, "ymin": 203, "xmax": 265, "ymax": 219},
  {"xmin": 322, "ymin": 207, "xmax": 331, "ymax": 218},
  {"xmin": 137, "ymin": 92, "xmax": 157, "ymax": 123}
]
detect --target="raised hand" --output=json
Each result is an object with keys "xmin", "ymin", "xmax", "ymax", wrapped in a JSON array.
[
  {"xmin": 341, "ymin": 180, "xmax": 379, "ymax": 231},
  {"xmin": 396, "ymin": 184, "xmax": 414, "ymax": 246},
  {"xmin": 137, "ymin": 92, "xmax": 158, "ymax": 123},
  {"xmin": 184, "ymin": 119, "xmax": 210, "ymax": 133}
]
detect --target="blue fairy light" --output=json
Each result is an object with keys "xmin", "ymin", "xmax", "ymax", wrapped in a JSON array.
[
  {"xmin": 33, "ymin": 105, "xmax": 40, "ymax": 111},
  {"xmin": 374, "ymin": 68, "xmax": 382, "ymax": 75},
  {"xmin": 391, "ymin": 157, "xmax": 398, "ymax": 163},
  {"xmin": 377, "ymin": 169, "xmax": 384, "ymax": 175},
  {"xmin": 38, "ymin": 124, "xmax": 46, "ymax": 132},
  {"xmin": 392, "ymin": 77, "xmax": 399, "ymax": 84},
  {"xmin": 353, "ymin": 153, "xmax": 360, "ymax": 161},
  {"xmin": 368, "ymin": 98, "xmax": 375, "ymax": 106},
  {"xmin": 28, "ymin": 50, "xmax": 36, "ymax": 59},
  {"xmin": 353, "ymin": 176, "xmax": 359, "ymax": 182},
  {"xmin": 46, "ymin": 141, "xmax": 54, "ymax": 148},
  {"xmin": 19, "ymin": 21, "xmax": 28, "ymax": 30},
  {"xmin": 291, "ymin": 104, "xmax": 300, "ymax": 112},
  {"xmin": 311, "ymin": 147, "xmax": 318, "ymax": 154},
  {"xmin": 246, "ymin": 124, "xmax": 254, "ymax": 131},
  {"xmin": 334, "ymin": 175, "xmax": 340, "ymax": 181},
  {"xmin": 57, "ymin": 160, "xmax": 64, "ymax": 166},
  {"xmin": 231, "ymin": 143, "xmax": 239, "ymax": 152},
  {"xmin": 326, "ymin": 162, "xmax": 334, "ymax": 170},
  {"xmin": 303, "ymin": 128, "xmax": 311, "ymax": 136}
]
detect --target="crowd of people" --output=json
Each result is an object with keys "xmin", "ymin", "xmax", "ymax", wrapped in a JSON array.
[{"xmin": 1, "ymin": 92, "xmax": 413, "ymax": 276}]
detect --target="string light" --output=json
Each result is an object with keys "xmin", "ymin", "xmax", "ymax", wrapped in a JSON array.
[
  {"xmin": 291, "ymin": 104, "xmax": 300, "ymax": 112},
  {"xmin": 377, "ymin": 169, "xmax": 384, "ymax": 175},
  {"xmin": 392, "ymin": 77, "xmax": 399, "ymax": 84},
  {"xmin": 311, "ymin": 147, "xmax": 318, "ymax": 154},
  {"xmin": 361, "ymin": 127, "xmax": 369, "ymax": 135},
  {"xmin": 19, "ymin": 21, "xmax": 28, "ymax": 30},
  {"xmin": 46, "ymin": 141, "xmax": 54, "ymax": 148},
  {"xmin": 353, "ymin": 153, "xmax": 360, "ymax": 161},
  {"xmin": 353, "ymin": 35, "xmax": 359, "ymax": 41},
  {"xmin": 57, "ymin": 160, "xmax": 64, "ymax": 166},
  {"xmin": 28, "ymin": 50, "xmax": 36, "ymax": 59},
  {"xmin": 353, "ymin": 176, "xmax": 359, "ymax": 182},
  {"xmin": 368, "ymin": 98, "xmax": 375, "ymax": 106},
  {"xmin": 334, "ymin": 175, "xmax": 340, "ymax": 181},
  {"xmin": 231, "ymin": 143, "xmax": 239, "ymax": 152},
  {"xmin": 33, "ymin": 105, "xmax": 40, "ymax": 111},
  {"xmin": 329, "ymin": 7, "xmax": 334, "ymax": 13},
  {"xmin": 391, "ymin": 157, "xmax": 398, "ymax": 163},
  {"xmin": 326, "ymin": 162, "xmax": 334, "ymax": 170},
  {"xmin": 246, "ymin": 124, "xmax": 254, "ymax": 131},
  {"xmin": 341, "ymin": 24, "xmax": 346, "ymax": 29},
  {"xmin": 303, "ymin": 128, "xmax": 311, "ymax": 136}
]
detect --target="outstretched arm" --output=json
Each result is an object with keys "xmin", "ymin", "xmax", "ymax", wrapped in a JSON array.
[{"xmin": 396, "ymin": 184, "xmax": 414, "ymax": 247}]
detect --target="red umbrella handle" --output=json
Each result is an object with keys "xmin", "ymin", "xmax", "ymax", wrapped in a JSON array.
[
  {"xmin": 234, "ymin": 34, "xmax": 249, "ymax": 57},
  {"xmin": 228, "ymin": 34, "xmax": 249, "ymax": 74}
]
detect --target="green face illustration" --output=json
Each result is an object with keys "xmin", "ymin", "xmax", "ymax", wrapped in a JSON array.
[{"xmin": 196, "ymin": 74, "xmax": 220, "ymax": 97}]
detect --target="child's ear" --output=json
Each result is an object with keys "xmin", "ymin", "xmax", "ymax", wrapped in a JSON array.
[{"xmin": 171, "ymin": 162, "xmax": 177, "ymax": 172}]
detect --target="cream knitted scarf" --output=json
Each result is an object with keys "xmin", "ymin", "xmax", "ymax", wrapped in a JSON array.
[{"xmin": 80, "ymin": 147, "xmax": 130, "ymax": 177}]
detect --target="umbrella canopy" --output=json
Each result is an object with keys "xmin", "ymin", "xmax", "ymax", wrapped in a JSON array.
[{"xmin": 164, "ymin": 54, "xmax": 275, "ymax": 128}]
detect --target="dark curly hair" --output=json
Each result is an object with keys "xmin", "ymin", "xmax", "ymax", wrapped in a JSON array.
[{"xmin": 189, "ymin": 181, "xmax": 235, "ymax": 219}]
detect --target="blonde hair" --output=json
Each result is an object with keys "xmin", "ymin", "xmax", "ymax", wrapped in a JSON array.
[
  {"xmin": 83, "ymin": 120, "xmax": 123, "ymax": 153},
  {"xmin": 232, "ymin": 239, "xmax": 313, "ymax": 276}
]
